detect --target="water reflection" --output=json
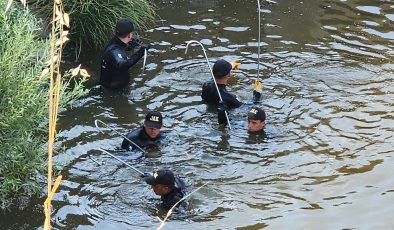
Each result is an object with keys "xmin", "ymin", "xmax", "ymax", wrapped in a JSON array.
[{"xmin": 2, "ymin": 0, "xmax": 394, "ymax": 229}]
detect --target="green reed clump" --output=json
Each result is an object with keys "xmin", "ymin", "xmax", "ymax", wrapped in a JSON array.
[
  {"xmin": 0, "ymin": 1, "xmax": 88, "ymax": 208},
  {"xmin": 29, "ymin": 0, "xmax": 156, "ymax": 53}
]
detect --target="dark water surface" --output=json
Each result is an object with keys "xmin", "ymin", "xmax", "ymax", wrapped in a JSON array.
[{"xmin": 2, "ymin": 0, "xmax": 394, "ymax": 229}]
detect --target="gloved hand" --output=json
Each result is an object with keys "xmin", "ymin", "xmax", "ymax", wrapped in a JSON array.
[
  {"xmin": 217, "ymin": 101, "xmax": 228, "ymax": 125},
  {"xmin": 128, "ymin": 38, "xmax": 142, "ymax": 48},
  {"xmin": 140, "ymin": 172, "xmax": 153, "ymax": 178},
  {"xmin": 253, "ymin": 80, "xmax": 263, "ymax": 103},
  {"xmin": 231, "ymin": 60, "xmax": 240, "ymax": 70},
  {"xmin": 139, "ymin": 44, "xmax": 151, "ymax": 52}
]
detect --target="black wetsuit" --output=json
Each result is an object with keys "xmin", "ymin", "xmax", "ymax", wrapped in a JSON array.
[
  {"xmin": 100, "ymin": 36, "xmax": 145, "ymax": 90},
  {"xmin": 201, "ymin": 80, "xmax": 242, "ymax": 109},
  {"xmin": 202, "ymin": 80, "xmax": 262, "ymax": 125},
  {"xmin": 121, "ymin": 126, "xmax": 163, "ymax": 150},
  {"xmin": 161, "ymin": 177, "xmax": 188, "ymax": 210}
]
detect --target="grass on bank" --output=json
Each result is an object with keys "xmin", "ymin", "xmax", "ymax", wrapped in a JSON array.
[
  {"xmin": 28, "ymin": 0, "xmax": 156, "ymax": 55},
  {"xmin": 0, "ymin": 0, "xmax": 88, "ymax": 208}
]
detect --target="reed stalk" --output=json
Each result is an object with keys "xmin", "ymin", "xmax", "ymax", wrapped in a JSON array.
[
  {"xmin": 28, "ymin": 0, "xmax": 156, "ymax": 56},
  {"xmin": 1, "ymin": 0, "xmax": 89, "ymax": 210}
]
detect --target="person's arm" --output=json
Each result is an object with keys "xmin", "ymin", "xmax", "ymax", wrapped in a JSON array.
[
  {"xmin": 110, "ymin": 45, "xmax": 149, "ymax": 71},
  {"xmin": 121, "ymin": 133, "xmax": 133, "ymax": 150},
  {"xmin": 201, "ymin": 81, "xmax": 210, "ymax": 102},
  {"xmin": 215, "ymin": 88, "xmax": 241, "ymax": 126},
  {"xmin": 217, "ymin": 101, "xmax": 228, "ymax": 125},
  {"xmin": 121, "ymin": 131, "xmax": 139, "ymax": 150},
  {"xmin": 221, "ymin": 91, "xmax": 242, "ymax": 109}
]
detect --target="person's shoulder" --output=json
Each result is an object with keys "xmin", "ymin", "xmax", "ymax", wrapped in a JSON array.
[
  {"xmin": 175, "ymin": 177, "xmax": 188, "ymax": 194},
  {"xmin": 203, "ymin": 80, "xmax": 215, "ymax": 87},
  {"xmin": 170, "ymin": 188, "xmax": 185, "ymax": 206},
  {"xmin": 175, "ymin": 176, "xmax": 186, "ymax": 186},
  {"xmin": 202, "ymin": 81, "xmax": 216, "ymax": 97},
  {"xmin": 126, "ymin": 127, "xmax": 143, "ymax": 138}
]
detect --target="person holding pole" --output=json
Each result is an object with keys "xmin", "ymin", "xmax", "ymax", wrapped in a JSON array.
[
  {"xmin": 100, "ymin": 18, "xmax": 150, "ymax": 90},
  {"xmin": 121, "ymin": 111, "xmax": 165, "ymax": 151},
  {"xmin": 143, "ymin": 168, "xmax": 188, "ymax": 210},
  {"xmin": 92, "ymin": 150, "xmax": 188, "ymax": 210},
  {"xmin": 201, "ymin": 59, "xmax": 263, "ymax": 125}
]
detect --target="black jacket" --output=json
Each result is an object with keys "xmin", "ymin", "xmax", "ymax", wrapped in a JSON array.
[
  {"xmin": 201, "ymin": 80, "xmax": 242, "ymax": 109},
  {"xmin": 100, "ymin": 36, "xmax": 144, "ymax": 90},
  {"xmin": 161, "ymin": 177, "xmax": 188, "ymax": 210},
  {"xmin": 121, "ymin": 126, "xmax": 163, "ymax": 151}
]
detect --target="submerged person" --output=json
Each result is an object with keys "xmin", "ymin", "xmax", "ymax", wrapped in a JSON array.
[
  {"xmin": 100, "ymin": 18, "xmax": 150, "ymax": 90},
  {"xmin": 247, "ymin": 106, "xmax": 266, "ymax": 133},
  {"xmin": 121, "ymin": 111, "xmax": 165, "ymax": 151},
  {"xmin": 143, "ymin": 169, "xmax": 188, "ymax": 210}
]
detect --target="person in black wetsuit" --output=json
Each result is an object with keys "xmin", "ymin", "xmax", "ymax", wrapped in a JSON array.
[
  {"xmin": 247, "ymin": 106, "xmax": 266, "ymax": 133},
  {"xmin": 202, "ymin": 59, "xmax": 243, "ymax": 109},
  {"xmin": 100, "ymin": 18, "xmax": 150, "ymax": 90},
  {"xmin": 121, "ymin": 111, "xmax": 164, "ymax": 151},
  {"xmin": 201, "ymin": 59, "xmax": 263, "ymax": 125},
  {"xmin": 144, "ymin": 169, "xmax": 188, "ymax": 210}
]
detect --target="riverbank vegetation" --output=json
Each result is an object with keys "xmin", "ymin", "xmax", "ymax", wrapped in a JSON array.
[
  {"xmin": 29, "ymin": 0, "xmax": 156, "ymax": 56},
  {"xmin": 1, "ymin": 0, "xmax": 156, "ymax": 208},
  {"xmin": 0, "ymin": 0, "xmax": 88, "ymax": 208}
]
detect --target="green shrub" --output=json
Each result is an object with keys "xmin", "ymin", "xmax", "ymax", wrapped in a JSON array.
[
  {"xmin": 29, "ymin": 0, "xmax": 156, "ymax": 53},
  {"xmin": 0, "ymin": 1, "xmax": 88, "ymax": 207}
]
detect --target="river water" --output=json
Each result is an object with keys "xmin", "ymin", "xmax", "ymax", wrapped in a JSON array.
[{"xmin": 2, "ymin": 0, "xmax": 394, "ymax": 229}]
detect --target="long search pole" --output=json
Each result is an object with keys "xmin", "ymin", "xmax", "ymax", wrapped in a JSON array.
[
  {"xmin": 93, "ymin": 148, "xmax": 145, "ymax": 176},
  {"xmin": 94, "ymin": 119, "xmax": 147, "ymax": 154},
  {"xmin": 185, "ymin": 40, "xmax": 232, "ymax": 129},
  {"xmin": 257, "ymin": 0, "xmax": 261, "ymax": 80}
]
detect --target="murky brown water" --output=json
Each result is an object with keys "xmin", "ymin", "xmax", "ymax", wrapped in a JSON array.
[{"xmin": 2, "ymin": 0, "xmax": 394, "ymax": 229}]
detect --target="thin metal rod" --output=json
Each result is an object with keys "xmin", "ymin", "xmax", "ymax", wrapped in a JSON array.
[
  {"xmin": 185, "ymin": 40, "xmax": 232, "ymax": 129},
  {"xmin": 131, "ymin": 38, "xmax": 148, "ymax": 75},
  {"xmin": 141, "ymin": 49, "xmax": 147, "ymax": 75},
  {"xmin": 88, "ymin": 154, "xmax": 103, "ymax": 166},
  {"xmin": 94, "ymin": 119, "xmax": 147, "ymax": 154},
  {"xmin": 257, "ymin": 0, "xmax": 261, "ymax": 80},
  {"xmin": 94, "ymin": 148, "xmax": 144, "ymax": 176}
]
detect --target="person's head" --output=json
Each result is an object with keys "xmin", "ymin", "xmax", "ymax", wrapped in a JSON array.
[
  {"xmin": 115, "ymin": 18, "xmax": 134, "ymax": 43},
  {"xmin": 247, "ymin": 107, "xmax": 266, "ymax": 132},
  {"xmin": 144, "ymin": 169, "xmax": 175, "ymax": 196},
  {"xmin": 143, "ymin": 111, "xmax": 163, "ymax": 139},
  {"xmin": 212, "ymin": 59, "xmax": 232, "ymax": 84}
]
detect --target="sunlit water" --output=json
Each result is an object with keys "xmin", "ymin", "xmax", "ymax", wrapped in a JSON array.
[{"xmin": 2, "ymin": 0, "xmax": 394, "ymax": 229}]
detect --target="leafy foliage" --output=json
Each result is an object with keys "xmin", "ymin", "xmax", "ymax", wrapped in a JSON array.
[
  {"xmin": 0, "ymin": 1, "xmax": 88, "ymax": 207},
  {"xmin": 29, "ymin": 0, "xmax": 156, "ymax": 52}
]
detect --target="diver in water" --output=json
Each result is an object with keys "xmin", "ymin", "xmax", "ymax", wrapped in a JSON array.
[
  {"xmin": 247, "ymin": 106, "xmax": 266, "ymax": 133},
  {"xmin": 143, "ymin": 169, "xmax": 188, "ymax": 210},
  {"xmin": 100, "ymin": 18, "xmax": 150, "ymax": 90},
  {"xmin": 201, "ymin": 59, "xmax": 263, "ymax": 126},
  {"xmin": 121, "ymin": 111, "xmax": 165, "ymax": 151}
]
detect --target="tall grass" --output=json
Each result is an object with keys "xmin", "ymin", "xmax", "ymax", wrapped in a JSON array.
[
  {"xmin": 29, "ymin": 0, "xmax": 156, "ymax": 55},
  {"xmin": 0, "ymin": 0, "xmax": 88, "ymax": 208}
]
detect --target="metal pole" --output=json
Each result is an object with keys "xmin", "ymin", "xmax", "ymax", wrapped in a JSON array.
[
  {"xmin": 257, "ymin": 0, "xmax": 261, "ymax": 80},
  {"xmin": 94, "ymin": 148, "xmax": 145, "ymax": 176},
  {"xmin": 185, "ymin": 40, "xmax": 232, "ymax": 129},
  {"xmin": 94, "ymin": 119, "xmax": 147, "ymax": 154},
  {"xmin": 141, "ymin": 49, "xmax": 147, "ymax": 75}
]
